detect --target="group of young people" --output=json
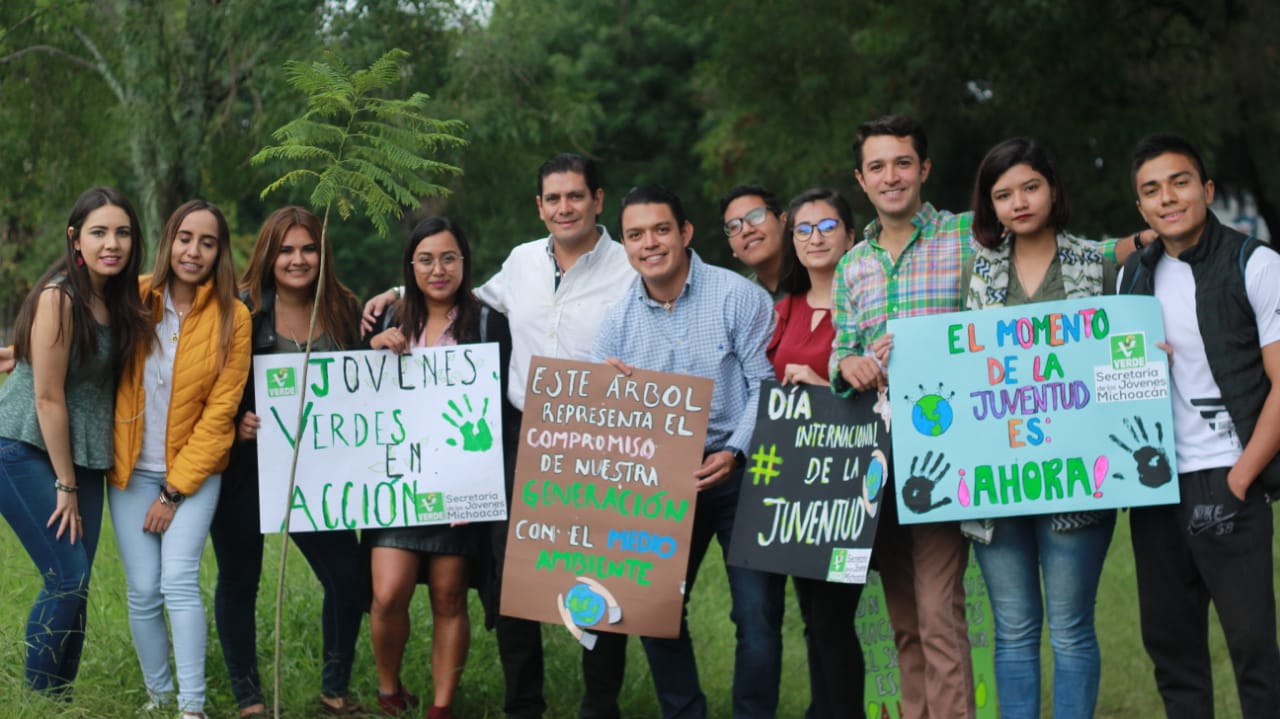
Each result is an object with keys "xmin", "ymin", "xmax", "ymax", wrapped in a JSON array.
[{"xmin": 0, "ymin": 113, "xmax": 1276, "ymax": 719}]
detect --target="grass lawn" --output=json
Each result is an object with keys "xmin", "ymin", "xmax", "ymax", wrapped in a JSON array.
[{"xmin": 0, "ymin": 508, "xmax": 1274, "ymax": 717}]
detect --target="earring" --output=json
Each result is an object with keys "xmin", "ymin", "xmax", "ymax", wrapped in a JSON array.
[{"xmin": 75, "ymin": 250, "xmax": 85, "ymax": 267}]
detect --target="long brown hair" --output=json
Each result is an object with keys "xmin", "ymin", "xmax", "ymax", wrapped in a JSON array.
[
  {"xmin": 240, "ymin": 206, "xmax": 360, "ymax": 349},
  {"xmin": 149, "ymin": 200, "xmax": 239, "ymax": 369},
  {"xmin": 12, "ymin": 187, "xmax": 149, "ymax": 378}
]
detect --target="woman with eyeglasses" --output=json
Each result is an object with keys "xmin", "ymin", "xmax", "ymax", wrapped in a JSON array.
[
  {"xmin": 961, "ymin": 138, "xmax": 1116, "ymax": 719},
  {"xmin": 108, "ymin": 200, "xmax": 252, "ymax": 719},
  {"xmin": 209, "ymin": 206, "xmax": 367, "ymax": 717},
  {"xmin": 0, "ymin": 187, "xmax": 149, "ymax": 697},
  {"xmin": 766, "ymin": 188, "xmax": 864, "ymax": 718},
  {"xmin": 366, "ymin": 216, "xmax": 513, "ymax": 719}
]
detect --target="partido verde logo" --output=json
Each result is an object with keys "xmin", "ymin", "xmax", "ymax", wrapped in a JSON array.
[
  {"xmin": 267, "ymin": 367, "xmax": 298, "ymax": 397},
  {"xmin": 415, "ymin": 491, "xmax": 446, "ymax": 522},
  {"xmin": 1110, "ymin": 333, "xmax": 1147, "ymax": 369}
]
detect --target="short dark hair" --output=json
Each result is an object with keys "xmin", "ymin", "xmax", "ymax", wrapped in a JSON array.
[
  {"xmin": 853, "ymin": 114, "xmax": 929, "ymax": 171},
  {"xmin": 778, "ymin": 188, "xmax": 856, "ymax": 296},
  {"xmin": 971, "ymin": 138, "xmax": 1071, "ymax": 249},
  {"xmin": 537, "ymin": 153, "xmax": 602, "ymax": 196},
  {"xmin": 1131, "ymin": 133, "xmax": 1209, "ymax": 190},
  {"xmin": 718, "ymin": 184, "xmax": 783, "ymax": 218},
  {"xmin": 618, "ymin": 184, "xmax": 687, "ymax": 230}
]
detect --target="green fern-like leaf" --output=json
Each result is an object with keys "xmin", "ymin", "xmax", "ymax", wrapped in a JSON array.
[{"xmin": 254, "ymin": 48, "xmax": 465, "ymax": 236}]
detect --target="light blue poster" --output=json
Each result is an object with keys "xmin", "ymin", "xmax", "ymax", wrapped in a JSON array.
[{"xmin": 887, "ymin": 296, "xmax": 1179, "ymax": 524}]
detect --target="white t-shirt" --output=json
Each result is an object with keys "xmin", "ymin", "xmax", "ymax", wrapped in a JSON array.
[
  {"xmin": 1146, "ymin": 246, "xmax": 1280, "ymax": 471},
  {"xmin": 473, "ymin": 227, "xmax": 636, "ymax": 411}
]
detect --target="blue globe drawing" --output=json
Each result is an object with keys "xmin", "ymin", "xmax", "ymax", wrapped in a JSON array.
[
  {"xmin": 911, "ymin": 395, "xmax": 954, "ymax": 437},
  {"xmin": 565, "ymin": 583, "xmax": 606, "ymax": 627},
  {"xmin": 865, "ymin": 457, "xmax": 885, "ymax": 502}
]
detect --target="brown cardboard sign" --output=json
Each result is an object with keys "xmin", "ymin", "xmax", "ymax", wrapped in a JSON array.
[{"xmin": 499, "ymin": 357, "xmax": 712, "ymax": 642}]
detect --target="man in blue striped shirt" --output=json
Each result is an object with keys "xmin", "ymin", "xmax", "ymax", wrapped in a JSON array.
[{"xmin": 593, "ymin": 185, "xmax": 782, "ymax": 718}]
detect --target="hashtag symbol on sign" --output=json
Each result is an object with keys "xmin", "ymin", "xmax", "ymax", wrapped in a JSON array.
[{"xmin": 748, "ymin": 444, "xmax": 782, "ymax": 485}]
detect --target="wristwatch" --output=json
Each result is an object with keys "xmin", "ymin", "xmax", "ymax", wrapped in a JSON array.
[{"xmin": 159, "ymin": 487, "xmax": 186, "ymax": 508}]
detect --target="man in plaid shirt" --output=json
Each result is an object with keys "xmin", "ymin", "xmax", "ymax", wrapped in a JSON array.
[{"xmin": 830, "ymin": 113, "xmax": 977, "ymax": 719}]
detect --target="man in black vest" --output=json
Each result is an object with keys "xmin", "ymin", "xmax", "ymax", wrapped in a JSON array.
[{"xmin": 1120, "ymin": 133, "xmax": 1280, "ymax": 719}]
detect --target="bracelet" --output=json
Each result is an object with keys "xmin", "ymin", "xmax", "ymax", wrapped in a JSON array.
[
  {"xmin": 1133, "ymin": 232, "xmax": 1145, "ymax": 250},
  {"xmin": 54, "ymin": 480, "xmax": 78, "ymax": 493}
]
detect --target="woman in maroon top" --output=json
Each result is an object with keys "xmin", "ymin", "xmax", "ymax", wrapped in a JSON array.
[{"xmin": 766, "ymin": 188, "xmax": 863, "ymax": 719}]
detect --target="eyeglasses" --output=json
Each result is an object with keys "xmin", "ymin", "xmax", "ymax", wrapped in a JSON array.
[
  {"xmin": 723, "ymin": 206, "xmax": 770, "ymax": 237},
  {"xmin": 410, "ymin": 253, "xmax": 464, "ymax": 271},
  {"xmin": 793, "ymin": 218, "xmax": 841, "ymax": 241}
]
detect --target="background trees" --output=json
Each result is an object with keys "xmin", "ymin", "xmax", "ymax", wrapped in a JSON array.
[{"xmin": 2, "ymin": 0, "xmax": 1276, "ymax": 325}]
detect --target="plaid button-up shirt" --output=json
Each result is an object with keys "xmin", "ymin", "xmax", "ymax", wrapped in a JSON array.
[{"xmin": 830, "ymin": 203, "xmax": 975, "ymax": 390}]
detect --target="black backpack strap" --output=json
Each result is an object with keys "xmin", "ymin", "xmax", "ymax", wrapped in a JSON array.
[{"xmin": 1118, "ymin": 249, "xmax": 1146, "ymax": 295}]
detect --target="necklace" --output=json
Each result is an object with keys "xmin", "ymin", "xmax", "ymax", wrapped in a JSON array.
[
  {"xmin": 286, "ymin": 329, "xmax": 305, "ymax": 351},
  {"xmin": 169, "ymin": 308, "xmax": 186, "ymax": 344},
  {"xmin": 661, "ymin": 298, "xmax": 676, "ymax": 312}
]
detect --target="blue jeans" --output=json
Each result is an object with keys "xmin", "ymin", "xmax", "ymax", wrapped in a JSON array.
[
  {"xmin": 0, "ymin": 438, "xmax": 105, "ymax": 695},
  {"xmin": 641, "ymin": 470, "xmax": 785, "ymax": 719},
  {"xmin": 973, "ymin": 512, "xmax": 1115, "ymax": 719},
  {"xmin": 209, "ymin": 465, "xmax": 363, "ymax": 708},
  {"xmin": 109, "ymin": 469, "xmax": 220, "ymax": 713}
]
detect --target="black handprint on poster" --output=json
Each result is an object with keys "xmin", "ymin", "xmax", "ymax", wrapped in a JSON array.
[{"xmin": 1109, "ymin": 416, "xmax": 1173, "ymax": 488}]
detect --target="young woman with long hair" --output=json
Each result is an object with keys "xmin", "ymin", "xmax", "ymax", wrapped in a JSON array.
[
  {"xmin": 0, "ymin": 187, "xmax": 149, "ymax": 696},
  {"xmin": 208, "ymin": 205, "xmax": 366, "ymax": 717},
  {"xmin": 962, "ymin": 138, "xmax": 1117, "ymax": 719},
  {"xmin": 108, "ymin": 199, "xmax": 252, "ymax": 718},
  {"xmin": 767, "ymin": 188, "xmax": 865, "ymax": 719},
  {"xmin": 366, "ymin": 215, "xmax": 513, "ymax": 719}
]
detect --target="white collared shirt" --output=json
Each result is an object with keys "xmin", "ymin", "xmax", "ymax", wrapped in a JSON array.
[{"xmin": 475, "ymin": 226, "xmax": 635, "ymax": 411}]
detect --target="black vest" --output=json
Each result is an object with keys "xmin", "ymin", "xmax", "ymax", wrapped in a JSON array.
[{"xmin": 1120, "ymin": 214, "xmax": 1280, "ymax": 495}]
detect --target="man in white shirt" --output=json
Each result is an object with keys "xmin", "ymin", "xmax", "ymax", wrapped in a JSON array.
[{"xmin": 1119, "ymin": 133, "xmax": 1280, "ymax": 719}]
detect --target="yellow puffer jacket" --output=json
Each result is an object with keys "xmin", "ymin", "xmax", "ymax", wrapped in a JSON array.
[{"xmin": 109, "ymin": 276, "xmax": 252, "ymax": 495}]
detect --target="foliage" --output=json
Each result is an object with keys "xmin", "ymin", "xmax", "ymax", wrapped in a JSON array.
[
  {"xmin": 253, "ymin": 49, "xmax": 465, "ymax": 235},
  {"xmin": 2, "ymin": 0, "xmax": 1277, "ymax": 324}
]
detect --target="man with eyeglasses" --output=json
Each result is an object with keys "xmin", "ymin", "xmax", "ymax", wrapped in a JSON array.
[
  {"xmin": 594, "ymin": 184, "xmax": 781, "ymax": 719},
  {"xmin": 363, "ymin": 153, "xmax": 636, "ymax": 719},
  {"xmin": 720, "ymin": 185, "xmax": 788, "ymax": 298}
]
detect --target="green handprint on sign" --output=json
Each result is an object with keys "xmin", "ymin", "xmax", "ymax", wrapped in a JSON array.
[{"xmin": 444, "ymin": 395, "xmax": 493, "ymax": 452}]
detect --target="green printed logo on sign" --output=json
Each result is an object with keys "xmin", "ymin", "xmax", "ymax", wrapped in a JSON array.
[
  {"xmin": 1110, "ymin": 333, "xmax": 1147, "ymax": 369},
  {"xmin": 415, "ymin": 492, "xmax": 446, "ymax": 522},
  {"xmin": 267, "ymin": 367, "xmax": 297, "ymax": 397},
  {"xmin": 828, "ymin": 548, "xmax": 848, "ymax": 576}
]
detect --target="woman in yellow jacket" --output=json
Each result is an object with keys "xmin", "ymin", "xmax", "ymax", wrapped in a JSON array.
[{"xmin": 108, "ymin": 200, "xmax": 251, "ymax": 719}]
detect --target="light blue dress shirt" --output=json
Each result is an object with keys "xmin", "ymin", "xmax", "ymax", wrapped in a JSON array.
[{"xmin": 592, "ymin": 251, "xmax": 774, "ymax": 455}]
